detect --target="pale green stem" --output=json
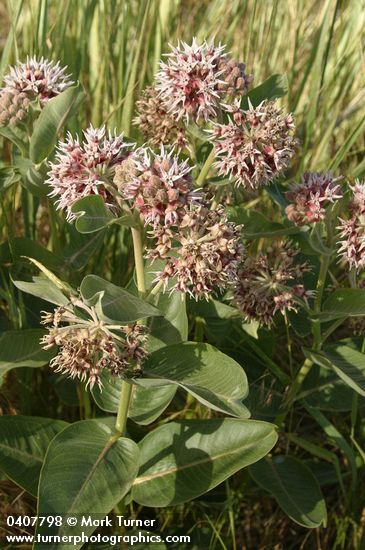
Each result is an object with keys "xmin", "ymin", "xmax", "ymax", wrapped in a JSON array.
[
  {"xmin": 131, "ymin": 226, "xmax": 146, "ymax": 294},
  {"xmin": 285, "ymin": 254, "xmax": 331, "ymax": 408},
  {"xmin": 196, "ymin": 148, "xmax": 215, "ymax": 187},
  {"xmin": 115, "ymin": 226, "xmax": 146, "ymax": 435},
  {"xmin": 115, "ymin": 382, "xmax": 134, "ymax": 435}
]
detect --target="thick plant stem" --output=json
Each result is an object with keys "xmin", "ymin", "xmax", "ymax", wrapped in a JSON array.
[
  {"xmin": 131, "ymin": 226, "xmax": 146, "ymax": 295},
  {"xmin": 115, "ymin": 226, "xmax": 146, "ymax": 435},
  {"xmin": 115, "ymin": 382, "xmax": 133, "ymax": 435},
  {"xmin": 285, "ymin": 254, "xmax": 331, "ymax": 408},
  {"xmin": 196, "ymin": 148, "xmax": 215, "ymax": 187}
]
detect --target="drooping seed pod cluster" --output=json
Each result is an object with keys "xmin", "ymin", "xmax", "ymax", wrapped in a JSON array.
[
  {"xmin": 47, "ymin": 125, "xmax": 132, "ymax": 220},
  {"xmin": 285, "ymin": 172, "xmax": 342, "ymax": 226},
  {"xmin": 209, "ymin": 99, "xmax": 297, "ymax": 188},
  {"xmin": 232, "ymin": 244, "xmax": 313, "ymax": 326},
  {"xmin": 40, "ymin": 296, "xmax": 148, "ymax": 390}
]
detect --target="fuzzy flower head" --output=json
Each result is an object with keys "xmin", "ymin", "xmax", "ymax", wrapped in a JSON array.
[
  {"xmin": 156, "ymin": 39, "xmax": 252, "ymax": 123},
  {"xmin": 232, "ymin": 244, "xmax": 313, "ymax": 326},
  {"xmin": 116, "ymin": 147, "xmax": 200, "ymax": 227},
  {"xmin": 40, "ymin": 296, "xmax": 148, "ymax": 390},
  {"xmin": 47, "ymin": 125, "xmax": 132, "ymax": 220},
  {"xmin": 285, "ymin": 172, "xmax": 343, "ymax": 226},
  {"xmin": 337, "ymin": 181, "xmax": 365, "ymax": 271},
  {"xmin": 210, "ymin": 99, "xmax": 297, "ymax": 189},
  {"xmin": 2, "ymin": 56, "xmax": 73, "ymax": 104},
  {"xmin": 148, "ymin": 204, "xmax": 245, "ymax": 300},
  {"xmin": 133, "ymin": 86, "xmax": 188, "ymax": 149}
]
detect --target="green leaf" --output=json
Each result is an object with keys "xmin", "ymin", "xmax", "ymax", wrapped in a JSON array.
[
  {"xmin": 0, "ymin": 416, "xmax": 67, "ymax": 496},
  {"xmin": 80, "ymin": 274, "xmax": 160, "ymax": 323},
  {"xmin": 63, "ymin": 228, "xmax": 106, "ymax": 270},
  {"xmin": 241, "ymin": 74, "xmax": 288, "ymax": 109},
  {"xmin": 302, "ymin": 364, "xmax": 365, "ymax": 411},
  {"xmin": 9, "ymin": 237, "xmax": 64, "ymax": 271},
  {"xmin": 148, "ymin": 292, "xmax": 188, "ymax": 352},
  {"xmin": 304, "ymin": 345, "xmax": 365, "ymax": 397},
  {"xmin": 30, "ymin": 83, "xmax": 85, "ymax": 163},
  {"xmin": 0, "ymin": 329, "xmax": 54, "ymax": 381},
  {"xmin": 320, "ymin": 289, "xmax": 365, "ymax": 321},
  {"xmin": 13, "ymin": 276, "xmax": 70, "ymax": 306},
  {"xmin": 71, "ymin": 195, "xmax": 115, "ymax": 233},
  {"xmin": 132, "ymin": 418, "xmax": 277, "ymax": 506},
  {"xmin": 249, "ymin": 456, "xmax": 327, "ymax": 528},
  {"xmin": 35, "ymin": 419, "xmax": 139, "ymax": 550},
  {"xmin": 141, "ymin": 342, "xmax": 250, "ymax": 417},
  {"xmin": 0, "ymin": 167, "xmax": 21, "ymax": 193},
  {"xmin": 91, "ymin": 372, "xmax": 176, "ymax": 425},
  {"xmin": 92, "ymin": 374, "xmax": 177, "ymax": 425},
  {"xmin": 227, "ymin": 207, "xmax": 302, "ymax": 239}
]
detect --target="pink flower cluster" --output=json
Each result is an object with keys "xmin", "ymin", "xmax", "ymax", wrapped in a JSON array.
[
  {"xmin": 1, "ymin": 56, "xmax": 73, "ymax": 104},
  {"xmin": 47, "ymin": 125, "xmax": 131, "ymax": 220},
  {"xmin": 156, "ymin": 39, "xmax": 252, "ymax": 123},
  {"xmin": 338, "ymin": 181, "xmax": 365, "ymax": 270},
  {"xmin": 117, "ymin": 147, "xmax": 200, "ymax": 227},
  {"xmin": 209, "ymin": 99, "xmax": 296, "ymax": 188},
  {"xmin": 232, "ymin": 244, "xmax": 313, "ymax": 326},
  {"xmin": 285, "ymin": 172, "xmax": 342, "ymax": 226}
]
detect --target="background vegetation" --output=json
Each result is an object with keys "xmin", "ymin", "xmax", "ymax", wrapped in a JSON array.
[{"xmin": 1, "ymin": 0, "xmax": 365, "ymax": 548}]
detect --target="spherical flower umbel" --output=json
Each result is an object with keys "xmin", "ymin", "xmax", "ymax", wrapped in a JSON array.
[
  {"xmin": 133, "ymin": 86, "xmax": 188, "ymax": 149},
  {"xmin": 1, "ymin": 56, "xmax": 73, "ymax": 104},
  {"xmin": 285, "ymin": 172, "xmax": 343, "ymax": 226},
  {"xmin": 40, "ymin": 296, "xmax": 148, "ymax": 390},
  {"xmin": 210, "ymin": 99, "xmax": 297, "ymax": 189},
  {"xmin": 337, "ymin": 181, "xmax": 365, "ymax": 271},
  {"xmin": 117, "ymin": 147, "xmax": 200, "ymax": 227},
  {"xmin": 232, "ymin": 244, "xmax": 313, "ymax": 326},
  {"xmin": 47, "ymin": 125, "xmax": 132, "ymax": 220},
  {"xmin": 156, "ymin": 38, "xmax": 252, "ymax": 123},
  {"xmin": 0, "ymin": 89, "xmax": 29, "ymax": 126},
  {"xmin": 148, "ymin": 204, "xmax": 245, "ymax": 300}
]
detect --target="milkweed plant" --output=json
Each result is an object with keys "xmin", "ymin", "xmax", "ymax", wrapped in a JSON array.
[{"xmin": 0, "ymin": 39, "xmax": 364, "ymax": 544}]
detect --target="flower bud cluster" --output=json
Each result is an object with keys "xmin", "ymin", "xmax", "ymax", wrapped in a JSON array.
[
  {"xmin": 209, "ymin": 99, "xmax": 296, "ymax": 188},
  {"xmin": 232, "ymin": 244, "xmax": 313, "ymax": 326},
  {"xmin": 134, "ymin": 86, "xmax": 188, "ymax": 149},
  {"xmin": 285, "ymin": 172, "xmax": 342, "ymax": 226},
  {"xmin": 116, "ymin": 147, "xmax": 200, "ymax": 227},
  {"xmin": 337, "ymin": 181, "xmax": 365, "ymax": 271},
  {"xmin": 40, "ymin": 297, "xmax": 148, "ymax": 390},
  {"xmin": 47, "ymin": 125, "xmax": 131, "ymax": 220},
  {"xmin": 0, "ymin": 89, "xmax": 30, "ymax": 126}
]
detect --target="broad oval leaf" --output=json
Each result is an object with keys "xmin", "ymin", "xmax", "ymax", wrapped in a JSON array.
[
  {"xmin": 148, "ymin": 292, "xmax": 188, "ymax": 352},
  {"xmin": 320, "ymin": 289, "xmax": 365, "ymax": 321},
  {"xmin": 0, "ymin": 416, "xmax": 67, "ymax": 496},
  {"xmin": 71, "ymin": 195, "xmax": 114, "ymax": 233},
  {"xmin": 91, "ymin": 373, "xmax": 177, "ymax": 425},
  {"xmin": 304, "ymin": 345, "xmax": 365, "ymax": 397},
  {"xmin": 0, "ymin": 329, "xmax": 55, "ymax": 382},
  {"xmin": 249, "ymin": 456, "xmax": 327, "ymax": 528},
  {"xmin": 13, "ymin": 277, "xmax": 70, "ymax": 306},
  {"xmin": 30, "ymin": 83, "xmax": 85, "ymax": 163},
  {"xmin": 80, "ymin": 274, "xmax": 160, "ymax": 322},
  {"xmin": 132, "ymin": 418, "xmax": 277, "ymax": 506},
  {"xmin": 142, "ymin": 342, "xmax": 249, "ymax": 417},
  {"xmin": 35, "ymin": 419, "xmax": 139, "ymax": 550}
]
